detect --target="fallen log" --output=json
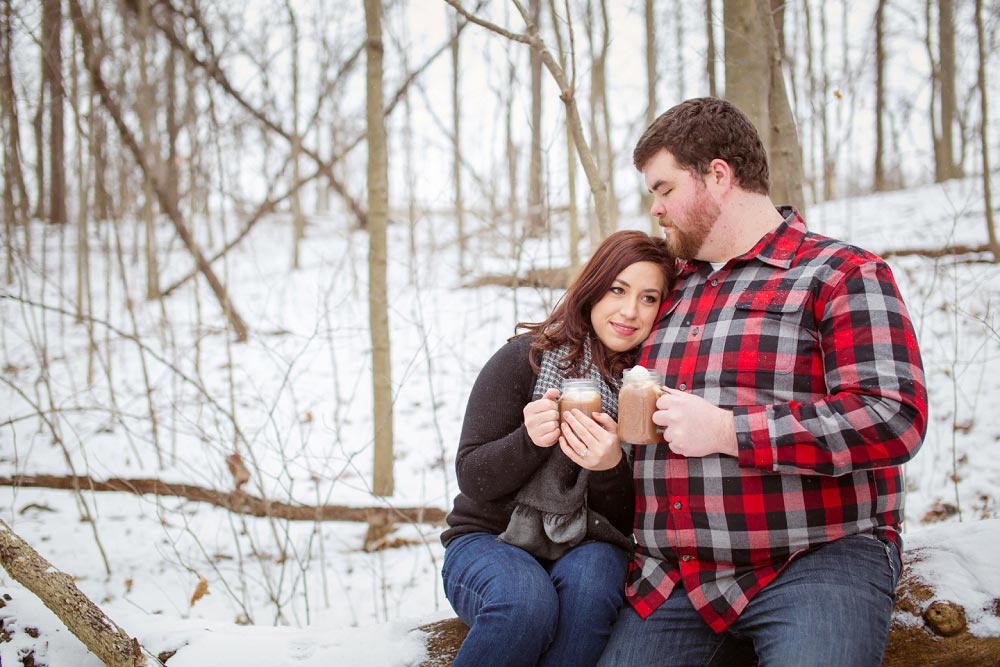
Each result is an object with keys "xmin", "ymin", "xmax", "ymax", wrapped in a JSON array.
[
  {"xmin": 415, "ymin": 521, "xmax": 1000, "ymax": 667},
  {"xmin": 0, "ymin": 474, "xmax": 447, "ymax": 526},
  {"xmin": 0, "ymin": 519, "xmax": 163, "ymax": 667}
]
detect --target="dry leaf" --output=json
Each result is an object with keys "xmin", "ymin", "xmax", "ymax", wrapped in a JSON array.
[{"xmin": 190, "ymin": 576, "xmax": 210, "ymax": 607}]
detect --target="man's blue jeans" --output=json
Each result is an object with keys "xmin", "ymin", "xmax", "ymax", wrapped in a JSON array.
[
  {"xmin": 443, "ymin": 532, "xmax": 627, "ymax": 667},
  {"xmin": 597, "ymin": 534, "xmax": 902, "ymax": 667}
]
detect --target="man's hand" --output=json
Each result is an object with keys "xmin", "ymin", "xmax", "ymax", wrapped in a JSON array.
[
  {"xmin": 523, "ymin": 388, "xmax": 561, "ymax": 447},
  {"xmin": 652, "ymin": 387, "xmax": 738, "ymax": 457}
]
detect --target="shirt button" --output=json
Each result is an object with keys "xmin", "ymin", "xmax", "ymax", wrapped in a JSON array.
[
  {"xmin": 692, "ymin": 327, "xmax": 700, "ymax": 336},
  {"xmin": 678, "ymin": 383, "xmax": 687, "ymax": 391},
  {"xmin": 673, "ymin": 501, "xmax": 682, "ymax": 510},
  {"xmin": 711, "ymin": 279, "xmax": 719, "ymax": 287},
  {"xmin": 681, "ymin": 555, "xmax": 693, "ymax": 562}
]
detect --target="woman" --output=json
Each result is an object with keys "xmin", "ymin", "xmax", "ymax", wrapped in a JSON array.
[{"xmin": 441, "ymin": 230, "xmax": 676, "ymax": 667}]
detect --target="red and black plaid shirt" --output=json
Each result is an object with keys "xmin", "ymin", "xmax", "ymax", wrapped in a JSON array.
[{"xmin": 627, "ymin": 208, "xmax": 927, "ymax": 632}]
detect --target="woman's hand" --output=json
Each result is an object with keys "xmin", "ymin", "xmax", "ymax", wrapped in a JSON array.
[
  {"xmin": 559, "ymin": 409, "xmax": 623, "ymax": 471},
  {"xmin": 523, "ymin": 388, "xmax": 561, "ymax": 448}
]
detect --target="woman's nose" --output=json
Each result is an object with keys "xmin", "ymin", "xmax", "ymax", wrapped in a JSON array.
[{"xmin": 620, "ymin": 298, "xmax": 639, "ymax": 318}]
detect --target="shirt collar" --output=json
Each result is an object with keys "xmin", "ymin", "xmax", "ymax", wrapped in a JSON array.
[
  {"xmin": 674, "ymin": 206, "xmax": 804, "ymax": 277},
  {"xmin": 734, "ymin": 206, "xmax": 803, "ymax": 269}
]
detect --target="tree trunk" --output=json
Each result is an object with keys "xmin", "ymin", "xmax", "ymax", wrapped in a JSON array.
[
  {"xmin": 2, "ymin": 0, "xmax": 29, "ymax": 226},
  {"xmin": 642, "ymin": 0, "xmax": 656, "ymax": 225},
  {"xmin": 46, "ymin": 0, "xmax": 66, "ymax": 224},
  {"xmin": 165, "ymin": 49, "xmax": 179, "ymax": 213},
  {"xmin": 547, "ymin": 0, "xmax": 579, "ymax": 270},
  {"xmin": 33, "ymin": 3, "xmax": 47, "ymax": 221},
  {"xmin": 723, "ymin": 0, "xmax": 804, "ymax": 211},
  {"xmin": 91, "ymin": 0, "xmax": 109, "ymax": 222},
  {"xmin": 506, "ymin": 58, "xmax": 519, "ymax": 233},
  {"xmin": 674, "ymin": 1, "xmax": 685, "ymax": 101},
  {"xmin": 974, "ymin": 0, "xmax": 999, "ymax": 261},
  {"xmin": 597, "ymin": 0, "xmax": 616, "ymax": 234},
  {"xmin": 451, "ymin": 12, "xmax": 466, "ymax": 276},
  {"xmin": 287, "ymin": 0, "xmax": 305, "ymax": 269},
  {"xmin": 0, "ymin": 519, "xmax": 160, "ymax": 667},
  {"xmin": 761, "ymin": 0, "xmax": 804, "ymax": 212},
  {"xmin": 365, "ymin": 0, "xmax": 394, "ymax": 497},
  {"xmin": 936, "ymin": 0, "xmax": 961, "ymax": 182},
  {"xmin": 820, "ymin": 0, "xmax": 833, "ymax": 201},
  {"xmin": 527, "ymin": 0, "xmax": 544, "ymax": 236},
  {"xmin": 874, "ymin": 0, "xmax": 888, "ymax": 191},
  {"xmin": 723, "ymin": 0, "xmax": 770, "ymax": 130},
  {"xmin": 72, "ymin": 14, "xmax": 91, "ymax": 325},
  {"xmin": 138, "ymin": 0, "xmax": 159, "ymax": 298},
  {"xmin": 2, "ymin": 0, "xmax": 19, "ymax": 282},
  {"xmin": 705, "ymin": 0, "xmax": 717, "ymax": 97}
]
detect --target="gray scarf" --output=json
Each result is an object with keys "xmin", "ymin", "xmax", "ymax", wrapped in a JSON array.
[{"xmin": 498, "ymin": 340, "xmax": 633, "ymax": 559}]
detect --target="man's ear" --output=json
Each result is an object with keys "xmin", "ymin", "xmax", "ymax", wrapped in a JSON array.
[{"xmin": 706, "ymin": 158, "xmax": 733, "ymax": 194}]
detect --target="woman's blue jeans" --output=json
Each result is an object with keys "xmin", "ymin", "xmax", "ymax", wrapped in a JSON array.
[
  {"xmin": 442, "ymin": 532, "xmax": 628, "ymax": 667},
  {"xmin": 597, "ymin": 534, "xmax": 902, "ymax": 667}
]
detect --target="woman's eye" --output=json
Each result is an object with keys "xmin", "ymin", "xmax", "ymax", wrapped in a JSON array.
[
  {"xmin": 642, "ymin": 295, "xmax": 659, "ymax": 304},
  {"xmin": 610, "ymin": 286, "xmax": 624, "ymax": 295}
]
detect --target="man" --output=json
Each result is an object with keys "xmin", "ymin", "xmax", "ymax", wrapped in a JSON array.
[{"xmin": 598, "ymin": 97, "xmax": 927, "ymax": 667}]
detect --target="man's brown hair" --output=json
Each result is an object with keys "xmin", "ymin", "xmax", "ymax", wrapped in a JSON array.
[{"xmin": 633, "ymin": 97, "xmax": 770, "ymax": 195}]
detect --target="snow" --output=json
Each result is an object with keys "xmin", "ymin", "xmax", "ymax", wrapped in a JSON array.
[
  {"xmin": 3, "ymin": 171, "xmax": 1000, "ymax": 665},
  {"xmin": 900, "ymin": 519, "xmax": 1000, "ymax": 637}
]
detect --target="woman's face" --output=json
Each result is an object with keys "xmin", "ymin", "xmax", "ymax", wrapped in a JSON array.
[{"xmin": 589, "ymin": 261, "xmax": 666, "ymax": 353}]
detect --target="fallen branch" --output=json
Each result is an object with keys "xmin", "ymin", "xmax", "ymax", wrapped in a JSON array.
[
  {"xmin": 0, "ymin": 519, "xmax": 163, "ymax": 667},
  {"xmin": 881, "ymin": 243, "xmax": 993, "ymax": 260},
  {"xmin": 0, "ymin": 475, "xmax": 447, "ymax": 526}
]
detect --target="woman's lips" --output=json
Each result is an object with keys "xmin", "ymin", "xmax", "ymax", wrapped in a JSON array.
[{"xmin": 611, "ymin": 322, "xmax": 638, "ymax": 336}]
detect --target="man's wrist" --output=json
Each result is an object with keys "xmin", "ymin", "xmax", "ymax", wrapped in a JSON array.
[{"xmin": 718, "ymin": 409, "xmax": 739, "ymax": 457}]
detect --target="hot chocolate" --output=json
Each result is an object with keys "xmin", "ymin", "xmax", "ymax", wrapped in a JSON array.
[
  {"xmin": 559, "ymin": 379, "xmax": 603, "ymax": 420},
  {"xmin": 618, "ymin": 365, "xmax": 663, "ymax": 444}
]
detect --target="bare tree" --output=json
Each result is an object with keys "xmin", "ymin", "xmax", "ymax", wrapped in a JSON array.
[
  {"xmin": 451, "ymin": 11, "xmax": 467, "ymax": 275},
  {"xmin": 527, "ymin": 0, "xmax": 544, "ymax": 235},
  {"xmin": 137, "ymin": 0, "xmax": 159, "ymax": 298},
  {"xmin": 935, "ymin": 0, "xmax": 962, "ymax": 182},
  {"xmin": 47, "ymin": 0, "xmax": 66, "ymax": 224},
  {"xmin": 642, "ymin": 0, "xmax": 655, "ymax": 224},
  {"xmin": 705, "ymin": 0, "xmax": 717, "ymax": 97},
  {"xmin": 365, "ymin": 0, "xmax": 394, "ymax": 497},
  {"xmin": 974, "ymin": 0, "xmax": 998, "ymax": 260},
  {"xmin": 874, "ymin": 0, "xmax": 888, "ymax": 191},
  {"xmin": 2, "ymin": 0, "xmax": 27, "ymax": 281},
  {"xmin": 70, "ymin": 0, "xmax": 250, "ymax": 341},
  {"xmin": 286, "ymin": 0, "xmax": 306, "ymax": 269},
  {"xmin": 443, "ymin": 0, "xmax": 610, "ymax": 232},
  {"xmin": 723, "ymin": 0, "xmax": 805, "ymax": 210},
  {"xmin": 547, "ymin": 0, "xmax": 580, "ymax": 269}
]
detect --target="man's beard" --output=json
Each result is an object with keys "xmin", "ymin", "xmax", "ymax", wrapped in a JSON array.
[{"xmin": 660, "ymin": 187, "xmax": 720, "ymax": 260}]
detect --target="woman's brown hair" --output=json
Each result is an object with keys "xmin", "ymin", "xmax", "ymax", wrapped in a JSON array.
[{"xmin": 516, "ymin": 230, "xmax": 676, "ymax": 384}]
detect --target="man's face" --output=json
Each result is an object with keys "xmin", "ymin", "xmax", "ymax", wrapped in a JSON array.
[{"xmin": 643, "ymin": 149, "xmax": 721, "ymax": 261}]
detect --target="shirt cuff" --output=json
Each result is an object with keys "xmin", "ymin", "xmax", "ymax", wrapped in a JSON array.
[{"xmin": 733, "ymin": 405, "xmax": 775, "ymax": 470}]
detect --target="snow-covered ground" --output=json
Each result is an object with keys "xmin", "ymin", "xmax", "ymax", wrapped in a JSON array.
[{"xmin": 2, "ymin": 174, "xmax": 1000, "ymax": 665}]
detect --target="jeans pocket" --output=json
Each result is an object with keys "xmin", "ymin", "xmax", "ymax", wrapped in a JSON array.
[{"xmin": 848, "ymin": 533, "xmax": 900, "ymax": 598}]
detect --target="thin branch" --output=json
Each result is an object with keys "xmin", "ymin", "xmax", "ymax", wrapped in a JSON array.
[{"xmin": 1, "ymin": 475, "xmax": 447, "ymax": 525}]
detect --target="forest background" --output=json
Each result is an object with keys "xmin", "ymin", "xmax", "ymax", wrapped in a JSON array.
[{"xmin": 2, "ymin": 0, "xmax": 1000, "ymax": 664}]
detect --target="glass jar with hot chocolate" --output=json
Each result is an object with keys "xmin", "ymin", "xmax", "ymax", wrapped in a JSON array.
[
  {"xmin": 617, "ymin": 365, "xmax": 663, "ymax": 444},
  {"xmin": 559, "ymin": 378, "xmax": 603, "ymax": 421}
]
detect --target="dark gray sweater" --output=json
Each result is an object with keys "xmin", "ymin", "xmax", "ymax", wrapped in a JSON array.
[{"xmin": 441, "ymin": 334, "xmax": 635, "ymax": 548}]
